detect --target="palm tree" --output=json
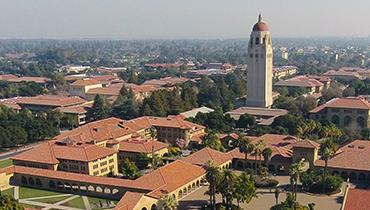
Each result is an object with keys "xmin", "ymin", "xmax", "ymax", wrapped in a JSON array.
[
  {"xmin": 254, "ymin": 140, "xmax": 266, "ymax": 175},
  {"xmin": 319, "ymin": 138, "xmax": 338, "ymax": 181},
  {"xmin": 205, "ymin": 161, "xmax": 222, "ymax": 210},
  {"xmin": 218, "ymin": 169, "xmax": 237, "ymax": 205},
  {"xmin": 204, "ymin": 131, "xmax": 222, "ymax": 151},
  {"xmin": 262, "ymin": 147, "xmax": 273, "ymax": 163},
  {"xmin": 274, "ymin": 188, "xmax": 280, "ymax": 205},
  {"xmin": 238, "ymin": 135, "xmax": 254, "ymax": 169},
  {"xmin": 289, "ymin": 159, "xmax": 305, "ymax": 201},
  {"xmin": 51, "ymin": 108, "xmax": 64, "ymax": 130},
  {"xmin": 158, "ymin": 194, "xmax": 178, "ymax": 210},
  {"xmin": 309, "ymin": 120, "xmax": 316, "ymax": 135}
]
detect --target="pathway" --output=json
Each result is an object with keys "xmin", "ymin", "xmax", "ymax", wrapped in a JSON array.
[
  {"xmin": 82, "ymin": 196, "xmax": 92, "ymax": 210},
  {"xmin": 13, "ymin": 186, "xmax": 19, "ymax": 199}
]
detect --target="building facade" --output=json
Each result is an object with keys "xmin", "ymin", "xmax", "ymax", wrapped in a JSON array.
[{"xmin": 246, "ymin": 14, "xmax": 273, "ymax": 108}]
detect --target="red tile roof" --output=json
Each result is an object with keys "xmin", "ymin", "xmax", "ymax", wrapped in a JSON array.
[
  {"xmin": 310, "ymin": 97, "xmax": 370, "ymax": 113},
  {"xmin": 0, "ymin": 74, "xmax": 18, "ymax": 81},
  {"xmin": 12, "ymin": 140, "xmax": 117, "ymax": 163},
  {"xmin": 135, "ymin": 160, "xmax": 206, "ymax": 198},
  {"xmin": 229, "ymin": 134, "xmax": 302, "ymax": 163},
  {"xmin": 147, "ymin": 116, "xmax": 205, "ymax": 133},
  {"xmin": 70, "ymin": 79, "xmax": 101, "ymax": 86},
  {"xmin": 293, "ymin": 139, "xmax": 320, "ymax": 149},
  {"xmin": 119, "ymin": 139, "xmax": 169, "ymax": 154},
  {"xmin": 343, "ymin": 189, "xmax": 370, "ymax": 210},
  {"xmin": 115, "ymin": 192, "xmax": 144, "ymax": 210},
  {"xmin": 182, "ymin": 148, "xmax": 232, "ymax": 167},
  {"xmin": 16, "ymin": 95, "xmax": 86, "ymax": 107},
  {"xmin": 315, "ymin": 140, "xmax": 370, "ymax": 171}
]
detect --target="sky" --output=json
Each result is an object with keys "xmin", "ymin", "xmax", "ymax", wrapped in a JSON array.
[{"xmin": 0, "ymin": 0, "xmax": 369, "ymax": 39}]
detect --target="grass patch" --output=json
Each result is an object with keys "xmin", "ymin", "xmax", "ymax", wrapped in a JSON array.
[
  {"xmin": 33, "ymin": 195, "xmax": 71, "ymax": 204},
  {"xmin": 0, "ymin": 159, "xmax": 13, "ymax": 168},
  {"xmin": 21, "ymin": 203, "xmax": 37, "ymax": 209},
  {"xmin": 1, "ymin": 187, "xmax": 14, "ymax": 197},
  {"xmin": 61, "ymin": 196, "xmax": 86, "ymax": 209},
  {"xmin": 19, "ymin": 187, "xmax": 64, "ymax": 199}
]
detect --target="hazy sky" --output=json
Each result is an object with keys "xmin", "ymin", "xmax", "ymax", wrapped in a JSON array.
[{"xmin": 0, "ymin": 0, "xmax": 369, "ymax": 39}]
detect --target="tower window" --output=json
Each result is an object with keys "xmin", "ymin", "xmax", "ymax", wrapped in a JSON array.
[
  {"xmin": 255, "ymin": 37, "xmax": 259, "ymax": 45},
  {"xmin": 255, "ymin": 54, "xmax": 259, "ymax": 58},
  {"xmin": 260, "ymin": 54, "xmax": 265, "ymax": 58},
  {"xmin": 250, "ymin": 54, "xmax": 253, "ymax": 58}
]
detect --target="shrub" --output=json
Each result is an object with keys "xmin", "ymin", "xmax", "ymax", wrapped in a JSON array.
[{"xmin": 255, "ymin": 178, "xmax": 279, "ymax": 188}]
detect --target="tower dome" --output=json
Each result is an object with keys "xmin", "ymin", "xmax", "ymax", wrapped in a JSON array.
[{"xmin": 252, "ymin": 13, "xmax": 269, "ymax": 31}]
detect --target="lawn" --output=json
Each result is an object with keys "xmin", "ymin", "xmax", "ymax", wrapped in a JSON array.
[
  {"xmin": 33, "ymin": 195, "xmax": 71, "ymax": 204},
  {"xmin": 0, "ymin": 159, "xmax": 13, "ymax": 168},
  {"xmin": 1, "ymin": 187, "xmax": 14, "ymax": 196},
  {"xmin": 61, "ymin": 196, "xmax": 86, "ymax": 209},
  {"xmin": 19, "ymin": 187, "xmax": 64, "ymax": 199}
]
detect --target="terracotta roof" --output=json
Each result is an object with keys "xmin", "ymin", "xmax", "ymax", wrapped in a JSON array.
[
  {"xmin": 182, "ymin": 148, "xmax": 232, "ymax": 167},
  {"xmin": 92, "ymin": 75, "xmax": 119, "ymax": 82},
  {"xmin": 190, "ymin": 133, "xmax": 206, "ymax": 142},
  {"xmin": 0, "ymin": 74, "xmax": 18, "ymax": 81},
  {"xmin": 115, "ymin": 192, "xmax": 144, "ymax": 210},
  {"xmin": 135, "ymin": 160, "xmax": 206, "ymax": 198},
  {"xmin": 142, "ymin": 77, "xmax": 189, "ymax": 87},
  {"xmin": 13, "ymin": 165, "xmax": 149, "ymax": 190},
  {"xmin": 253, "ymin": 21, "xmax": 268, "ymax": 31},
  {"xmin": 86, "ymin": 86, "xmax": 121, "ymax": 96},
  {"xmin": 0, "ymin": 165, "xmax": 15, "ymax": 175},
  {"xmin": 229, "ymin": 134, "xmax": 302, "ymax": 163},
  {"xmin": 0, "ymin": 99, "xmax": 21, "ymax": 110},
  {"xmin": 16, "ymin": 95, "xmax": 86, "ymax": 107},
  {"xmin": 343, "ymin": 189, "xmax": 370, "ymax": 210},
  {"xmin": 12, "ymin": 141, "xmax": 117, "ymax": 163},
  {"xmin": 70, "ymin": 79, "xmax": 101, "ymax": 86},
  {"xmin": 310, "ymin": 97, "xmax": 370, "ymax": 113},
  {"xmin": 274, "ymin": 79, "xmax": 324, "ymax": 88},
  {"xmin": 119, "ymin": 139, "xmax": 169, "ymax": 154},
  {"xmin": 315, "ymin": 140, "xmax": 370, "ymax": 171},
  {"xmin": 293, "ymin": 139, "xmax": 320, "ymax": 149},
  {"xmin": 58, "ymin": 103, "xmax": 91, "ymax": 114},
  {"xmin": 147, "ymin": 116, "xmax": 205, "ymax": 133}
]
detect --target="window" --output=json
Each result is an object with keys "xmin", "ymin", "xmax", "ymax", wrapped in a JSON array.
[
  {"xmin": 93, "ymin": 164, "xmax": 98, "ymax": 169},
  {"xmin": 260, "ymin": 54, "xmax": 265, "ymax": 59},
  {"xmin": 357, "ymin": 110, "xmax": 366, "ymax": 114},
  {"xmin": 344, "ymin": 110, "xmax": 352, "ymax": 114},
  {"xmin": 93, "ymin": 171, "xmax": 99, "ymax": 176},
  {"xmin": 168, "ymin": 134, "xmax": 171, "ymax": 138},
  {"xmin": 255, "ymin": 54, "xmax": 259, "ymax": 58},
  {"xmin": 331, "ymin": 109, "xmax": 340, "ymax": 113},
  {"xmin": 109, "ymin": 159, "xmax": 114, "ymax": 163},
  {"xmin": 250, "ymin": 54, "xmax": 253, "ymax": 58},
  {"xmin": 100, "ymin": 161, "xmax": 107, "ymax": 167},
  {"xmin": 101, "ymin": 168, "xmax": 108, "ymax": 173},
  {"xmin": 81, "ymin": 166, "xmax": 86, "ymax": 171},
  {"xmin": 167, "ymin": 128, "xmax": 171, "ymax": 131},
  {"xmin": 255, "ymin": 37, "xmax": 259, "ymax": 45}
]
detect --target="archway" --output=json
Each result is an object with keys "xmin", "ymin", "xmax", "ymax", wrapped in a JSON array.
[
  {"xmin": 188, "ymin": 185, "xmax": 191, "ymax": 193},
  {"xmin": 112, "ymin": 188, "xmax": 119, "ymax": 195},
  {"xmin": 236, "ymin": 161, "xmax": 244, "ymax": 169},
  {"xmin": 367, "ymin": 174, "xmax": 370, "ymax": 182},
  {"xmin": 64, "ymin": 182, "xmax": 71, "ymax": 190},
  {"xmin": 277, "ymin": 165, "xmax": 284, "ymax": 173},
  {"xmin": 191, "ymin": 143, "xmax": 197, "ymax": 149},
  {"xmin": 35, "ymin": 178, "xmax": 42, "ymax": 187},
  {"xmin": 196, "ymin": 180, "xmax": 200, "ymax": 187},
  {"xmin": 192, "ymin": 183, "xmax": 196, "ymax": 190},
  {"xmin": 9, "ymin": 176, "xmax": 14, "ymax": 185},
  {"xmin": 358, "ymin": 173, "xmax": 366, "ymax": 181},
  {"xmin": 28, "ymin": 177, "xmax": 35, "ymax": 185},
  {"xmin": 344, "ymin": 116, "xmax": 352, "ymax": 126},
  {"xmin": 349, "ymin": 172, "xmax": 357, "ymax": 180},
  {"xmin": 80, "ymin": 185, "xmax": 87, "ymax": 191},
  {"xmin": 332, "ymin": 115, "xmax": 339, "ymax": 125},
  {"xmin": 141, "ymin": 208, "xmax": 148, "ymax": 210},
  {"xmin": 57, "ymin": 181, "xmax": 63, "ymax": 189},
  {"xmin": 104, "ymin": 187, "xmax": 111, "ymax": 194},
  {"xmin": 183, "ymin": 187, "xmax": 187, "ymax": 196},
  {"xmin": 49, "ymin": 180, "xmax": 56, "ymax": 188},
  {"xmin": 96, "ymin": 186, "xmax": 103, "ymax": 193},
  {"xmin": 341, "ymin": 171, "xmax": 348, "ymax": 179},
  {"xmin": 178, "ymin": 190, "xmax": 183, "ymax": 199},
  {"xmin": 332, "ymin": 171, "xmax": 339, "ymax": 176},
  {"xmin": 21, "ymin": 176, "xmax": 27, "ymax": 185},
  {"xmin": 246, "ymin": 162, "xmax": 252, "ymax": 169},
  {"xmin": 151, "ymin": 204, "xmax": 157, "ymax": 210},
  {"xmin": 268, "ymin": 164, "xmax": 275, "ymax": 172},
  {"xmin": 261, "ymin": 163, "xmax": 267, "ymax": 168},
  {"xmin": 72, "ymin": 184, "xmax": 79, "ymax": 191},
  {"xmin": 357, "ymin": 117, "xmax": 366, "ymax": 128},
  {"xmin": 88, "ymin": 185, "xmax": 95, "ymax": 192}
]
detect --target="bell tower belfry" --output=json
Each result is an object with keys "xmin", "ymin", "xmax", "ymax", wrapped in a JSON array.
[{"xmin": 245, "ymin": 14, "xmax": 273, "ymax": 108}]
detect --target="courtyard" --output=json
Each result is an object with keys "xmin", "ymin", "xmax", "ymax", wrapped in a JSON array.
[
  {"xmin": 1, "ymin": 186, "xmax": 118, "ymax": 210},
  {"xmin": 178, "ymin": 174, "xmax": 352, "ymax": 210}
]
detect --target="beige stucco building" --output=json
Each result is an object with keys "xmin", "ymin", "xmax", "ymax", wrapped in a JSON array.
[{"xmin": 246, "ymin": 14, "xmax": 273, "ymax": 108}]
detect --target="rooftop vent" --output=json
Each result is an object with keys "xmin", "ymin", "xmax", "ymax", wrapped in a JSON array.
[
  {"xmin": 348, "ymin": 145, "xmax": 354, "ymax": 148},
  {"xmin": 94, "ymin": 128, "xmax": 102, "ymax": 132},
  {"xmin": 358, "ymin": 145, "xmax": 365, "ymax": 149},
  {"xmin": 167, "ymin": 118, "xmax": 172, "ymax": 120}
]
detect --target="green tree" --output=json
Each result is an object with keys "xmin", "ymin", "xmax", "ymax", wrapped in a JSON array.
[
  {"xmin": 319, "ymin": 139, "xmax": 338, "ymax": 181},
  {"xmin": 112, "ymin": 99, "xmax": 138, "ymax": 120},
  {"xmin": 7, "ymin": 126, "xmax": 27, "ymax": 146},
  {"xmin": 289, "ymin": 159, "xmax": 305, "ymax": 202},
  {"xmin": 135, "ymin": 153, "xmax": 151, "ymax": 170},
  {"xmin": 120, "ymin": 159, "xmax": 140, "ymax": 179},
  {"xmin": 238, "ymin": 135, "xmax": 254, "ymax": 169},
  {"xmin": 203, "ymin": 131, "xmax": 225, "ymax": 151},
  {"xmin": 158, "ymin": 194, "xmax": 178, "ymax": 210},
  {"xmin": 218, "ymin": 169, "xmax": 237, "ymax": 205},
  {"xmin": 205, "ymin": 161, "xmax": 222, "ymax": 210},
  {"xmin": 232, "ymin": 171, "xmax": 258, "ymax": 207},
  {"xmin": 274, "ymin": 188, "xmax": 280, "ymax": 205},
  {"xmin": 254, "ymin": 139, "xmax": 267, "ymax": 176},
  {"xmin": 0, "ymin": 194, "xmax": 24, "ymax": 210},
  {"xmin": 236, "ymin": 113, "xmax": 256, "ymax": 128},
  {"xmin": 90, "ymin": 94, "xmax": 110, "ymax": 121},
  {"xmin": 262, "ymin": 147, "xmax": 273, "ymax": 163}
]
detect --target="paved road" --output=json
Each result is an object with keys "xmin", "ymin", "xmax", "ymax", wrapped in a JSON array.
[{"xmin": 0, "ymin": 147, "xmax": 35, "ymax": 161}]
